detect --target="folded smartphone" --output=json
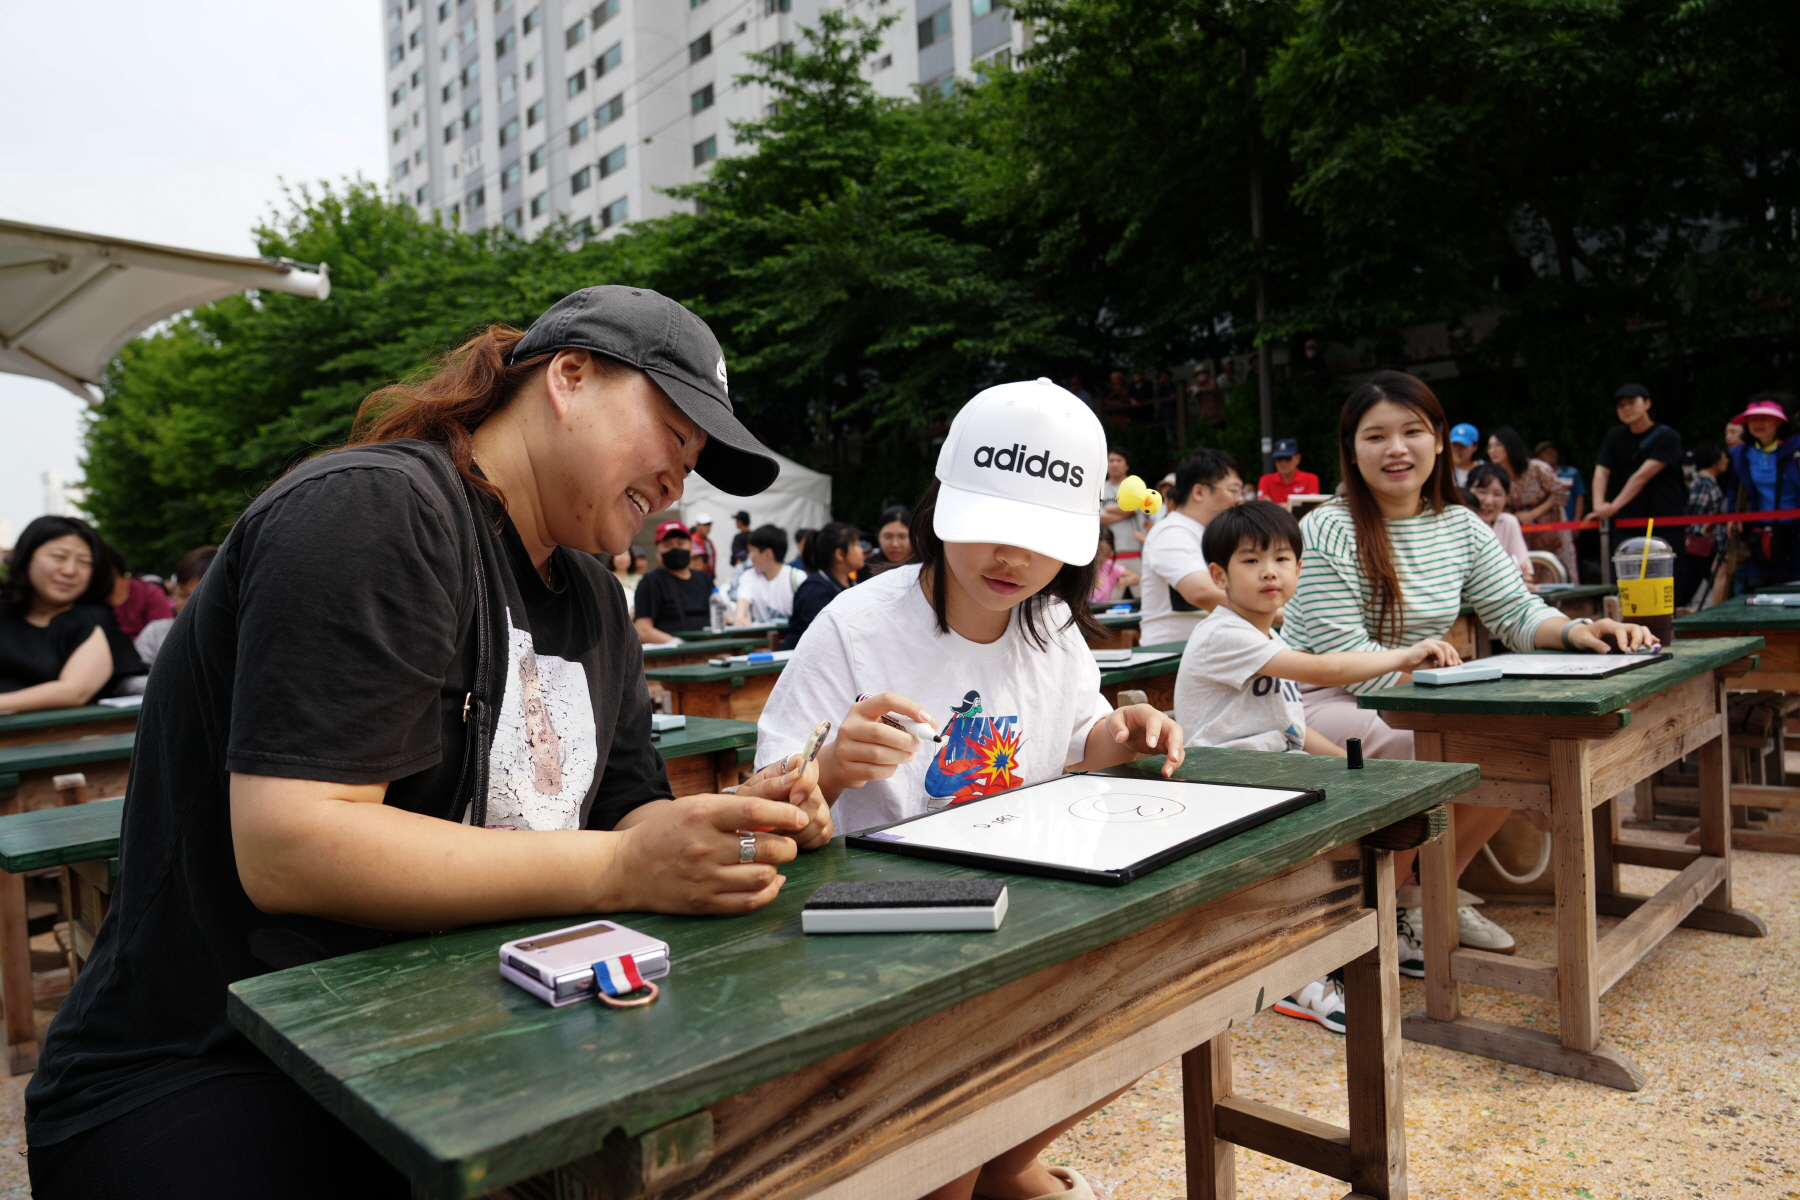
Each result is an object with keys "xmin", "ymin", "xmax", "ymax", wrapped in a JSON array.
[{"xmin": 499, "ymin": 919, "xmax": 670, "ymax": 1006}]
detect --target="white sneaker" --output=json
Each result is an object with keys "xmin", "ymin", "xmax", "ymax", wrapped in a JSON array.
[
  {"xmin": 1396, "ymin": 907, "xmax": 1426, "ymax": 977},
  {"xmin": 1457, "ymin": 903, "xmax": 1515, "ymax": 954},
  {"xmin": 1272, "ymin": 976, "xmax": 1346, "ymax": 1035}
]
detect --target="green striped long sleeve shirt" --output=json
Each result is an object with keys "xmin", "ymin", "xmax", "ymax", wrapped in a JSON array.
[{"xmin": 1283, "ymin": 500, "xmax": 1557, "ymax": 695}]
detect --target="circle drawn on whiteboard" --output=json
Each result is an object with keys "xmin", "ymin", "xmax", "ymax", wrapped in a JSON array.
[{"xmin": 1069, "ymin": 793, "xmax": 1186, "ymax": 823}]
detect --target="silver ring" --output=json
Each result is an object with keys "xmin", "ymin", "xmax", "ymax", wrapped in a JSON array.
[{"xmin": 738, "ymin": 832, "xmax": 757, "ymax": 863}]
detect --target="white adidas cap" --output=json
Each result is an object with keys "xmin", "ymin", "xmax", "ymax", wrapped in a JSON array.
[{"xmin": 933, "ymin": 378, "xmax": 1106, "ymax": 565}]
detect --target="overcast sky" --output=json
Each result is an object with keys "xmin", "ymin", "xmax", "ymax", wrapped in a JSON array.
[{"xmin": 0, "ymin": 0, "xmax": 386, "ymax": 551}]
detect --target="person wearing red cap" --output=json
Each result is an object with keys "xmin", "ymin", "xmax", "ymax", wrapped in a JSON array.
[
  {"xmin": 1725, "ymin": 392, "xmax": 1800, "ymax": 591},
  {"xmin": 634, "ymin": 520, "xmax": 716, "ymax": 642}
]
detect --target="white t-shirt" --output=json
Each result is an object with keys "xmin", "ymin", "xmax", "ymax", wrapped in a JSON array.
[
  {"xmin": 1139, "ymin": 510, "xmax": 1210, "ymax": 646},
  {"xmin": 1100, "ymin": 477, "xmax": 1148, "ymax": 556},
  {"xmin": 738, "ymin": 563, "xmax": 807, "ymax": 621},
  {"xmin": 1174, "ymin": 606, "xmax": 1306, "ymax": 753},
  {"xmin": 756, "ymin": 564, "xmax": 1113, "ymax": 834}
]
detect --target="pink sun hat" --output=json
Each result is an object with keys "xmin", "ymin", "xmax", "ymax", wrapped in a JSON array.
[{"xmin": 1733, "ymin": 399, "xmax": 1790, "ymax": 426}]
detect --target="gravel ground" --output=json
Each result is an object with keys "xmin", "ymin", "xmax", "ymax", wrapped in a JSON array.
[{"xmin": 0, "ymin": 819, "xmax": 1793, "ymax": 1198}]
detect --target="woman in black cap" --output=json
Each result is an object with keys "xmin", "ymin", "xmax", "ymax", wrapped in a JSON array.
[{"xmin": 26, "ymin": 287, "xmax": 829, "ymax": 1198}]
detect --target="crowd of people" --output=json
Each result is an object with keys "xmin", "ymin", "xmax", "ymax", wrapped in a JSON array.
[{"xmin": 0, "ymin": 278, "xmax": 1789, "ymax": 1200}]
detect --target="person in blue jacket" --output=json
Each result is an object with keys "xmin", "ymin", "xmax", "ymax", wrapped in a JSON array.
[{"xmin": 1727, "ymin": 393, "xmax": 1800, "ymax": 592}]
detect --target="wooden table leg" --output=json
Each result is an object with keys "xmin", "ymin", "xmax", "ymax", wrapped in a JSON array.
[
  {"xmin": 1689, "ymin": 714, "xmax": 1770, "ymax": 935},
  {"xmin": 1552, "ymin": 739, "xmax": 1601, "ymax": 1056},
  {"xmin": 0, "ymin": 870, "xmax": 34, "ymax": 1074},
  {"xmin": 1418, "ymin": 793, "xmax": 1459, "ymax": 1026},
  {"xmin": 1345, "ymin": 849, "xmax": 1404, "ymax": 1199},
  {"xmin": 1182, "ymin": 1036, "xmax": 1233, "ymax": 1200}
]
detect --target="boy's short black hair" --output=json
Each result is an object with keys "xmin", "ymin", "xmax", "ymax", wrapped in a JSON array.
[
  {"xmin": 1201, "ymin": 501, "xmax": 1304, "ymax": 569},
  {"xmin": 1175, "ymin": 448, "xmax": 1240, "ymax": 507},
  {"xmin": 746, "ymin": 523, "xmax": 787, "ymax": 560}
]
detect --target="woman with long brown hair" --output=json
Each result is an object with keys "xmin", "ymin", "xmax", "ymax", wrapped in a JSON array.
[
  {"xmin": 26, "ymin": 287, "xmax": 832, "ymax": 1198},
  {"xmin": 1281, "ymin": 372, "xmax": 1652, "ymax": 970}
]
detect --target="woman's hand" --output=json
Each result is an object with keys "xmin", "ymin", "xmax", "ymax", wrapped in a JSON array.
[
  {"xmin": 613, "ymin": 794, "xmax": 810, "ymax": 914},
  {"xmin": 735, "ymin": 754, "xmax": 833, "ymax": 849},
  {"xmin": 1091, "ymin": 705, "xmax": 1186, "ymax": 778},
  {"xmin": 1567, "ymin": 618, "xmax": 1658, "ymax": 654},
  {"xmin": 816, "ymin": 692, "xmax": 936, "ymax": 801}
]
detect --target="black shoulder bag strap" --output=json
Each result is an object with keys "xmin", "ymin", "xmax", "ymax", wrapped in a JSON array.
[{"xmin": 450, "ymin": 474, "xmax": 499, "ymax": 829}]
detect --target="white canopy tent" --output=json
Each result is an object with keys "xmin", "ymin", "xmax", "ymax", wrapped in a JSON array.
[
  {"xmin": 680, "ymin": 450, "xmax": 832, "ymax": 566},
  {"xmin": 0, "ymin": 218, "xmax": 330, "ymax": 404}
]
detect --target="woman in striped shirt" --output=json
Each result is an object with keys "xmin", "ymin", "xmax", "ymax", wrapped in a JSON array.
[{"xmin": 1283, "ymin": 372, "xmax": 1654, "ymax": 963}]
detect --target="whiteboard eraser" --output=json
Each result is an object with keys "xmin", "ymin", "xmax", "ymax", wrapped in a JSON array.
[
  {"xmin": 801, "ymin": 880, "xmax": 1008, "ymax": 933},
  {"xmin": 1414, "ymin": 662, "xmax": 1504, "ymax": 687},
  {"xmin": 1092, "ymin": 648, "xmax": 1133, "ymax": 665},
  {"xmin": 651, "ymin": 714, "xmax": 687, "ymax": 731}
]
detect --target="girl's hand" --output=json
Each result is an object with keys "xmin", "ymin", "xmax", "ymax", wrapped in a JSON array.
[
  {"xmin": 736, "ymin": 754, "xmax": 833, "ymax": 849},
  {"xmin": 1568, "ymin": 618, "xmax": 1658, "ymax": 654},
  {"xmin": 817, "ymin": 692, "xmax": 935, "ymax": 799},
  {"xmin": 1402, "ymin": 638, "xmax": 1463, "ymax": 669},
  {"xmin": 1104, "ymin": 705, "xmax": 1187, "ymax": 778}
]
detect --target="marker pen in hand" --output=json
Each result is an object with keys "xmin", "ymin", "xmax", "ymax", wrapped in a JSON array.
[{"xmin": 856, "ymin": 694, "xmax": 939, "ymax": 742}]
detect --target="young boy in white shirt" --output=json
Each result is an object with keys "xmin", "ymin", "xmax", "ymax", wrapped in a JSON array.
[{"xmin": 1175, "ymin": 500, "xmax": 1461, "ymax": 1033}]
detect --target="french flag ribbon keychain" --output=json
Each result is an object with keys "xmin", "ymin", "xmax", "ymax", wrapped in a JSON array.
[{"xmin": 593, "ymin": 954, "xmax": 659, "ymax": 1008}]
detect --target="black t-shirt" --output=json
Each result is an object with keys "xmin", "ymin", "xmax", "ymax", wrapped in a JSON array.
[
  {"xmin": 26, "ymin": 441, "xmax": 669, "ymax": 1146},
  {"xmin": 633, "ymin": 566, "xmax": 714, "ymax": 635},
  {"xmin": 1596, "ymin": 423, "xmax": 1686, "ymax": 521},
  {"xmin": 783, "ymin": 570, "xmax": 848, "ymax": 650},
  {"xmin": 0, "ymin": 602, "xmax": 143, "ymax": 697}
]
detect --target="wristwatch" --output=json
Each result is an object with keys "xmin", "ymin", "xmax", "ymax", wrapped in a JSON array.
[{"xmin": 1560, "ymin": 617, "xmax": 1594, "ymax": 650}]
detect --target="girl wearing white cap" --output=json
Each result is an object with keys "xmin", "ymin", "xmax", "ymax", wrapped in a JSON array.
[{"xmin": 757, "ymin": 379, "xmax": 1183, "ymax": 1200}]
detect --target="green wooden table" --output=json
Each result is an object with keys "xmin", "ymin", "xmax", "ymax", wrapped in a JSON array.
[
  {"xmin": 229, "ymin": 750, "xmax": 1476, "ymax": 1200},
  {"xmin": 0, "ymin": 732, "xmax": 135, "ymax": 813},
  {"xmin": 678, "ymin": 622, "xmax": 787, "ymax": 642},
  {"xmin": 645, "ymin": 658, "xmax": 791, "ymax": 722},
  {"xmin": 0, "ymin": 703, "xmax": 140, "ymax": 750},
  {"xmin": 1452, "ymin": 584, "xmax": 1616, "ymax": 656},
  {"xmin": 651, "ymin": 716, "xmax": 760, "ymax": 796},
  {"xmin": 1098, "ymin": 641, "xmax": 1186, "ymax": 710},
  {"xmin": 1089, "ymin": 609, "xmax": 1142, "ymax": 650},
  {"xmin": 1360, "ymin": 637, "xmax": 1768, "ymax": 1089},
  {"xmin": 642, "ymin": 635, "xmax": 766, "ymax": 670}
]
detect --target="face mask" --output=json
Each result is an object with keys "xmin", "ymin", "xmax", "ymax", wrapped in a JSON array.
[{"xmin": 661, "ymin": 549, "xmax": 692, "ymax": 570}]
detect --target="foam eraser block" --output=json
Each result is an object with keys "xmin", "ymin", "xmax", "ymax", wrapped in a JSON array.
[
  {"xmin": 802, "ymin": 880, "xmax": 1008, "ymax": 933},
  {"xmin": 1414, "ymin": 662, "xmax": 1504, "ymax": 687}
]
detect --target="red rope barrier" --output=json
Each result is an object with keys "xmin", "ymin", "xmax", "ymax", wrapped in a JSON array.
[{"xmin": 1518, "ymin": 508, "xmax": 1800, "ymax": 534}]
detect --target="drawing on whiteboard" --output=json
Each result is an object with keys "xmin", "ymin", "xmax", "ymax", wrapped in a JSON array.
[{"xmin": 1069, "ymin": 793, "xmax": 1188, "ymax": 823}]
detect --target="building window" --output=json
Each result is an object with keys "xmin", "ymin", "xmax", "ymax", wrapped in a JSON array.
[
  {"xmin": 450, "ymin": 202, "xmax": 461, "ymax": 225},
  {"xmin": 392, "ymin": 125, "xmax": 405, "ymax": 145},
  {"xmin": 930, "ymin": 73, "xmax": 955, "ymax": 97},
  {"xmin": 461, "ymin": 59, "xmax": 480, "ymax": 86},
  {"xmin": 529, "ymin": 145, "xmax": 546, "ymax": 172},
  {"xmin": 498, "ymin": 73, "xmax": 516, "ymax": 100},
  {"xmin": 688, "ymin": 32, "xmax": 712, "ymax": 61},
  {"xmin": 873, "ymin": 52, "xmax": 892, "ymax": 70},
  {"xmin": 459, "ymin": 16, "xmax": 477, "ymax": 43},
  {"xmin": 389, "ymin": 44, "xmax": 405, "ymax": 66},
  {"xmin": 567, "ymin": 69, "xmax": 586, "ymax": 96},
  {"xmin": 691, "ymin": 84, "xmax": 714, "ymax": 112},
  {"xmin": 414, "ymin": 146, "xmax": 424, "ymax": 163},
  {"xmin": 600, "ymin": 198, "xmax": 628, "ymax": 228},
  {"xmin": 591, "ymin": 0, "xmax": 619, "ymax": 28},
  {"xmin": 595, "ymin": 93, "xmax": 624, "ymax": 128},
  {"xmin": 566, "ymin": 19, "xmax": 585, "ymax": 47},
  {"xmin": 574, "ymin": 217, "xmax": 596, "ymax": 238},
  {"xmin": 411, "ymin": 67, "xmax": 423, "ymax": 88},
  {"xmin": 570, "ymin": 117, "xmax": 590, "ymax": 144},
  {"xmin": 691, "ymin": 0, "xmax": 708, "ymax": 8},
  {"xmin": 530, "ymin": 191, "xmax": 548, "ymax": 217},
  {"xmin": 495, "ymin": 27, "xmax": 515, "ymax": 56},
  {"xmin": 416, "ymin": 184, "xmax": 430, "ymax": 204},
  {"xmin": 462, "ymin": 101, "xmax": 482, "ymax": 129},
  {"xmin": 974, "ymin": 46, "xmax": 1010, "ymax": 77},
  {"xmin": 438, "ymin": 0, "xmax": 450, "ymax": 19},
  {"xmin": 599, "ymin": 145, "xmax": 626, "ymax": 177},
  {"xmin": 499, "ymin": 117, "xmax": 521, "ymax": 146},
  {"xmin": 390, "ymin": 83, "xmax": 407, "ymax": 106},
  {"xmin": 773, "ymin": 40, "xmax": 793, "ymax": 58},
  {"xmin": 525, "ymin": 52, "xmax": 541, "ymax": 80},
  {"xmin": 409, "ymin": 27, "xmax": 422, "ymax": 48},
  {"xmin": 692, "ymin": 136, "xmax": 717, "ymax": 166},
  {"xmin": 595, "ymin": 42, "xmax": 622, "ymax": 76},
  {"xmin": 527, "ymin": 99, "xmax": 545, "ymax": 126},
  {"xmin": 443, "ymin": 81, "xmax": 456, "ymax": 102},
  {"xmin": 571, "ymin": 166, "xmax": 593, "ymax": 193},
  {"xmin": 470, "ymin": 186, "xmax": 486, "ymax": 208},
  {"xmin": 495, "ymin": 0, "xmax": 512, "ymax": 10},
  {"xmin": 918, "ymin": 7, "xmax": 950, "ymax": 48},
  {"xmin": 502, "ymin": 162, "xmax": 522, "ymax": 189},
  {"xmin": 763, "ymin": 0, "xmax": 790, "ymax": 12},
  {"xmin": 394, "ymin": 160, "xmax": 410, "ymax": 181},
  {"xmin": 971, "ymin": 0, "xmax": 996, "ymax": 15},
  {"xmin": 503, "ymin": 208, "xmax": 522, "ymax": 231},
  {"xmin": 522, "ymin": 5, "xmax": 539, "ymax": 33},
  {"xmin": 444, "ymin": 122, "xmax": 457, "ymax": 143}
]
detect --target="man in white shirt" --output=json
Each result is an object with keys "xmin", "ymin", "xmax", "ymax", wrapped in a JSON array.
[
  {"xmin": 733, "ymin": 524, "xmax": 807, "ymax": 623},
  {"xmin": 1138, "ymin": 448, "xmax": 1243, "ymax": 645}
]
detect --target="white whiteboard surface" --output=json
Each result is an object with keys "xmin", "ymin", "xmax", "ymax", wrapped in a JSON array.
[
  {"xmin": 1480, "ymin": 652, "xmax": 1667, "ymax": 679},
  {"xmin": 852, "ymin": 774, "xmax": 1318, "ymax": 883}
]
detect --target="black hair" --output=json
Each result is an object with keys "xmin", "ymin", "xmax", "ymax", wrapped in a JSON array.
[
  {"xmin": 1689, "ymin": 442, "xmax": 1726, "ymax": 472},
  {"xmin": 1098, "ymin": 525, "xmax": 1116, "ymax": 549},
  {"xmin": 906, "ymin": 479, "xmax": 1104, "ymax": 649},
  {"xmin": 877, "ymin": 505, "xmax": 912, "ymax": 530},
  {"xmin": 793, "ymin": 528, "xmax": 814, "ymax": 555},
  {"xmin": 104, "ymin": 544, "xmax": 129, "ymax": 577},
  {"xmin": 1466, "ymin": 462, "xmax": 1513, "ymax": 494},
  {"xmin": 1486, "ymin": 426, "xmax": 1533, "ymax": 480},
  {"xmin": 1107, "ymin": 446, "xmax": 1127, "ymax": 459},
  {"xmin": 733, "ymin": 510, "xmax": 751, "ymax": 526},
  {"xmin": 1201, "ymin": 501, "xmax": 1304, "ymax": 569},
  {"xmin": 173, "ymin": 545, "xmax": 219, "ymax": 587},
  {"xmin": 805, "ymin": 522, "xmax": 861, "ymax": 575},
  {"xmin": 1174, "ymin": 448, "xmax": 1241, "ymax": 507},
  {"xmin": 1, "ymin": 516, "xmax": 115, "ymax": 616},
  {"xmin": 746, "ymin": 523, "xmax": 788, "ymax": 561}
]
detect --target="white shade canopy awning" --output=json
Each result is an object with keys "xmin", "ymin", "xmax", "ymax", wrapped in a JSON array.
[{"xmin": 0, "ymin": 218, "xmax": 330, "ymax": 405}]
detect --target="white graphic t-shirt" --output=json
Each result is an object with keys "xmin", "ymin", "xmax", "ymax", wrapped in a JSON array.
[
  {"xmin": 1174, "ymin": 606, "xmax": 1306, "ymax": 753},
  {"xmin": 482, "ymin": 610, "xmax": 601, "ymax": 829}
]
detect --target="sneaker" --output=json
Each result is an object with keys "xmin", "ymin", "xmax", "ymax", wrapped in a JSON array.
[
  {"xmin": 1457, "ymin": 903, "xmax": 1515, "ymax": 954},
  {"xmin": 1396, "ymin": 907, "xmax": 1426, "ymax": 978},
  {"xmin": 1272, "ymin": 976, "xmax": 1346, "ymax": 1035}
]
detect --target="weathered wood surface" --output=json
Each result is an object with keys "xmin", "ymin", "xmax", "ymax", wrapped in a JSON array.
[
  {"xmin": 228, "ymin": 750, "xmax": 1474, "ymax": 1198},
  {"xmin": 642, "ymin": 638, "xmax": 766, "ymax": 668},
  {"xmin": 0, "ymin": 797, "xmax": 124, "ymax": 874},
  {"xmin": 649, "ymin": 718, "xmax": 759, "ymax": 762},
  {"xmin": 0, "ymin": 732, "xmax": 136, "ymax": 778},
  {"xmin": 1675, "ymin": 595, "xmax": 1800, "ymax": 633},
  {"xmin": 0, "ymin": 704, "xmax": 138, "ymax": 749},
  {"xmin": 679, "ymin": 623, "xmax": 788, "ymax": 641},
  {"xmin": 1358, "ymin": 637, "xmax": 1762, "ymax": 717}
]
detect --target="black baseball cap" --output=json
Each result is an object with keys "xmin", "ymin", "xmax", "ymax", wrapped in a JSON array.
[
  {"xmin": 510, "ymin": 285, "xmax": 780, "ymax": 494},
  {"xmin": 1614, "ymin": 383, "xmax": 1651, "ymax": 402}
]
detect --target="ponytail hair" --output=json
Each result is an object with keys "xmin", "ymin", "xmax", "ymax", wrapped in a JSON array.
[{"xmin": 346, "ymin": 323, "xmax": 634, "ymax": 503}]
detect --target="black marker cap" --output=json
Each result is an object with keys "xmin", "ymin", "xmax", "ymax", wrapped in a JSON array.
[{"xmin": 1346, "ymin": 738, "xmax": 1364, "ymax": 769}]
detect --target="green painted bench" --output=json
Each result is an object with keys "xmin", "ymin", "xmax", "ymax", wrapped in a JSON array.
[{"xmin": 0, "ymin": 703, "xmax": 139, "ymax": 750}]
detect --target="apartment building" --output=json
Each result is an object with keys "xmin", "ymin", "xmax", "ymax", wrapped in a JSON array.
[{"xmin": 380, "ymin": 0, "xmax": 1024, "ymax": 237}]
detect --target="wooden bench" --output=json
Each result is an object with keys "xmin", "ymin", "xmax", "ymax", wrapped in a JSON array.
[
  {"xmin": 0, "ymin": 703, "xmax": 139, "ymax": 750},
  {"xmin": 0, "ymin": 732, "xmax": 136, "ymax": 812},
  {"xmin": 642, "ymin": 635, "xmax": 768, "ymax": 670},
  {"xmin": 646, "ymin": 658, "xmax": 790, "ymax": 722},
  {"xmin": 228, "ymin": 750, "xmax": 1476, "ymax": 1200}
]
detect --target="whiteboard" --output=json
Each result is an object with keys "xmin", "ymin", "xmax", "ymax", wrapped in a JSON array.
[
  {"xmin": 848, "ymin": 774, "xmax": 1322, "ymax": 885},
  {"xmin": 1480, "ymin": 652, "xmax": 1668, "ymax": 680}
]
